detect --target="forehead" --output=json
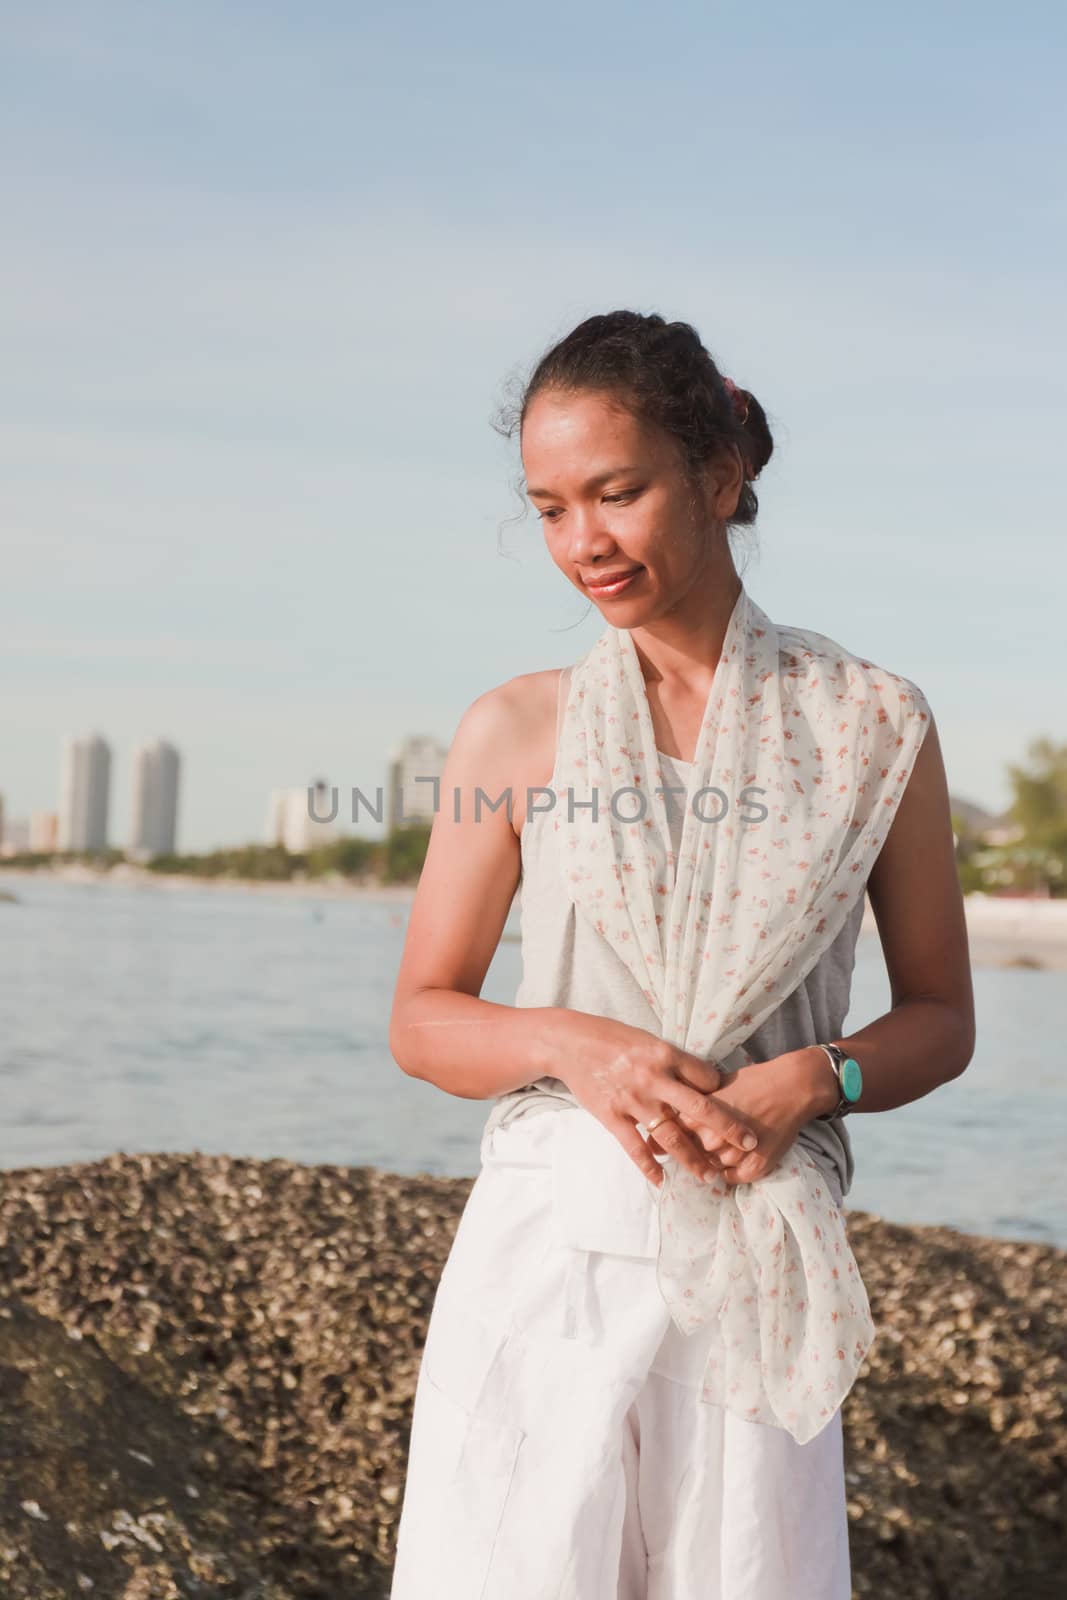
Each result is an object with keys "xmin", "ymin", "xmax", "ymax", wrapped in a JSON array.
[
  {"xmin": 523, "ymin": 389, "xmax": 641, "ymax": 448},
  {"xmin": 520, "ymin": 389, "xmax": 661, "ymax": 483}
]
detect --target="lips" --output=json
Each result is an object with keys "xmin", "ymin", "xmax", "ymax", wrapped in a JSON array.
[{"xmin": 583, "ymin": 566, "xmax": 644, "ymax": 594}]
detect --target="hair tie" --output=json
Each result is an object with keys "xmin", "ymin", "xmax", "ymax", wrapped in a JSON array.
[{"xmin": 721, "ymin": 375, "xmax": 750, "ymax": 425}]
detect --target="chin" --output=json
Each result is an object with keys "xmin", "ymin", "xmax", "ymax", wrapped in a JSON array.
[
  {"xmin": 586, "ymin": 594, "xmax": 642, "ymax": 619},
  {"xmin": 596, "ymin": 585, "xmax": 659, "ymax": 615}
]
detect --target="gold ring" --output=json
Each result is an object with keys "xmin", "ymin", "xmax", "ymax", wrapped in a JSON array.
[{"xmin": 646, "ymin": 1108, "xmax": 679, "ymax": 1135}]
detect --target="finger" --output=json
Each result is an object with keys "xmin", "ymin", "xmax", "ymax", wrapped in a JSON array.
[
  {"xmin": 640, "ymin": 1112, "xmax": 721, "ymax": 1183},
  {"xmin": 670, "ymin": 1122, "xmax": 728, "ymax": 1169},
  {"xmin": 724, "ymin": 1152, "xmax": 779, "ymax": 1186},
  {"xmin": 674, "ymin": 1110, "xmax": 730, "ymax": 1157},
  {"xmin": 609, "ymin": 1117, "xmax": 668, "ymax": 1188},
  {"xmin": 660, "ymin": 1135, "xmax": 727, "ymax": 1172},
  {"xmin": 717, "ymin": 1144, "xmax": 746, "ymax": 1166},
  {"xmin": 663, "ymin": 1083, "xmax": 760, "ymax": 1152},
  {"xmin": 669, "ymin": 1054, "xmax": 723, "ymax": 1095},
  {"xmin": 724, "ymin": 1165, "xmax": 759, "ymax": 1186},
  {"xmin": 673, "ymin": 1058, "xmax": 742, "ymax": 1099},
  {"xmin": 668, "ymin": 1108, "xmax": 780, "ymax": 1186}
]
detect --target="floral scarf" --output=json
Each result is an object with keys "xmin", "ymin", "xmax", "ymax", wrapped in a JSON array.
[{"xmin": 556, "ymin": 580, "xmax": 931, "ymax": 1443}]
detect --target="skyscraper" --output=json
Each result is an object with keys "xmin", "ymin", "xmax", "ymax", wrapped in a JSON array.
[
  {"xmin": 264, "ymin": 780, "xmax": 339, "ymax": 853},
  {"xmin": 29, "ymin": 812, "xmax": 59, "ymax": 852},
  {"xmin": 387, "ymin": 735, "xmax": 448, "ymax": 831},
  {"xmin": 58, "ymin": 733, "xmax": 112, "ymax": 852},
  {"xmin": 129, "ymin": 739, "xmax": 181, "ymax": 858}
]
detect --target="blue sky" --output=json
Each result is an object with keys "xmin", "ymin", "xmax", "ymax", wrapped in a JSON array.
[{"xmin": 2, "ymin": 1, "xmax": 1064, "ymax": 851}]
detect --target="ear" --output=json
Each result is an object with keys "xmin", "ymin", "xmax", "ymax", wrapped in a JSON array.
[
  {"xmin": 709, "ymin": 444, "xmax": 746, "ymax": 520},
  {"xmin": 689, "ymin": 447, "xmax": 744, "ymax": 526}
]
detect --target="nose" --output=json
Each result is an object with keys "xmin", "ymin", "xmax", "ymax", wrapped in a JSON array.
[{"xmin": 564, "ymin": 505, "xmax": 617, "ymax": 567}]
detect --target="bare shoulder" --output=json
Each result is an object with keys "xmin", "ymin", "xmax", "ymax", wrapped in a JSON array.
[
  {"xmin": 448, "ymin": 667, "xmax": 563, "ymax": 837},
  {"xmin": 391, "ymin": 667, "xmax": 563, "ymax": 1020}
]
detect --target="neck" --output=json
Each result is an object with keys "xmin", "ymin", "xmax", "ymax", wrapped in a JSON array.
[{"xmin": 629, "ymin": 566, "xmax": 744, "ymax": 695}]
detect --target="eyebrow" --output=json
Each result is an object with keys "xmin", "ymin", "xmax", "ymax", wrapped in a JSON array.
[{"xmin": 525, "ymin": 466, "xmax": 643, "ymax": 500}]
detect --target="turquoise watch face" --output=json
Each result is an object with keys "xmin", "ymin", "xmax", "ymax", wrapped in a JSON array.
[{"xmin": 841, "ymin": 1056, "xmax": 863, "ymax": 1102}]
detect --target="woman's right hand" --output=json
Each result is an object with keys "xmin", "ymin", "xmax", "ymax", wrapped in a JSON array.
[{"xmin": 555, "ymin": 1012, "xmax": 761, "ymax": 1188}]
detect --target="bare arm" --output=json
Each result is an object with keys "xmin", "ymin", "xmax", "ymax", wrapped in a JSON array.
[
  {"xmin": 388, "ymin": 679, "xmax": 566, "ymax": 1099},
  {"xmin": 803, "ymin": 712, "xmax": 977, "ymax": 1114},
  {"xmin": 677, "ymin": 714, "xmax": 979, "ymax": 1185},
  {"xmin": 388, "ymin": 676, "xmax": 762, "ymax": 1186}
]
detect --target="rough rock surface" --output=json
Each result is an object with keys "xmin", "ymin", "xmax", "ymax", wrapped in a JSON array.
[{"xmin": 0, "ymin": 1153, "xmax": 1062, "ymax": 1598}]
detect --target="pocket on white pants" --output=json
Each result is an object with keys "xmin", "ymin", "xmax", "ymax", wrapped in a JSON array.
[{"xmin": 393, "ymin": 1309, "xmax": 526, "ymax": 1599}]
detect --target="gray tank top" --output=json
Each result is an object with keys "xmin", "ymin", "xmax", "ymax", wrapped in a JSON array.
[{"xmin": 483, "ymin": 666, "xmax": 861, "ymax": 1197}]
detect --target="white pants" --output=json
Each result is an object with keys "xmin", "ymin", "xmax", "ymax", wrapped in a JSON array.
[{"xmin": 390, "ymin": 1108, "xmax": 852, "ymax": 1600}]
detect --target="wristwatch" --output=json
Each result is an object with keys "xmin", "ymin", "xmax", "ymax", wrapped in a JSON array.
[{"xmin": 813, "ymin": 1043, "xmax": 863, "ymax": 1120}]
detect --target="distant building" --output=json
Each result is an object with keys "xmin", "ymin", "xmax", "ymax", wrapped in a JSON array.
[
  {"xmin": 387, "ymin": 735, "xmax": 447, "ymax": 831},
  {"xmin": 58, "ymin": 733, "xmax": 111, "ymax": 852},
  {"xmin": 29, "ymin": 812, "xmax": 59, "ymax": 852},
  {"xmin": 265, "ymin": 789, "xmax": 290, "ymax": 848},
  {"xmin": 129, "ymin": 739, "xmax": 181, "ymax": 859},
  {"xmin": 0, "ymin": 816, "xmax": 30, "ymax": 858},
  {"xmin": 265, "ymin": 780, "xmax": 339, "ymax": 853}
]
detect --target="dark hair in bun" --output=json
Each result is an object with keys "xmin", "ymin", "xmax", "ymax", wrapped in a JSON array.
[{"xmin": 497, "ymin": 309, "xmax": 774, "ymax": 529}]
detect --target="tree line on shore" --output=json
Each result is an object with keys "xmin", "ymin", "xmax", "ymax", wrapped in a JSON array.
[
  {"xmin": 5, "ymin": 738, "xmax": 1066, "ymax": 896},
  {"xmin": 0, "ymin": 827, "xmax": 431, "ymax": 885}
]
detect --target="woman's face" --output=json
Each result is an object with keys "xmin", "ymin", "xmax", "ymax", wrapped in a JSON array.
[{"xmin": 521, "ymin": 387, "xmax": 742, "ymax": 623}]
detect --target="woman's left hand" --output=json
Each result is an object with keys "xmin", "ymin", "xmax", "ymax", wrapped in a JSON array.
[{"xmin": 646, "ymin": 1047, "xmax": 831, "ymax": 1186}]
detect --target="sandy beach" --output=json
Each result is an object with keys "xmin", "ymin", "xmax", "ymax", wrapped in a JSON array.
[
  {"xmin": 0, "ymin": 1152, "xmax": 1062, "ymax": 1598},
  {"xmin": 932, "ymin": 893, "xmax": 1067, "ymax": 970}
]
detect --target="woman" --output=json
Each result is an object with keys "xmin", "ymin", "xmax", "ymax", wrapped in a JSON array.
[{"xmin": 388, "ymin": 310, "xmax": 975, "ymax": 1599}]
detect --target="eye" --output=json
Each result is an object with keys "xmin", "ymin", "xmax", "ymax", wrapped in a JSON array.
[{"xmin": 534, "ymin": 490, "xmax": 638, "ymax": 522}]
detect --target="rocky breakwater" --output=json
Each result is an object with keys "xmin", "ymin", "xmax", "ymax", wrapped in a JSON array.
[{"xmin": 0, "ymin": 1153, "xmax": 1062, "ymax": 1598}]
